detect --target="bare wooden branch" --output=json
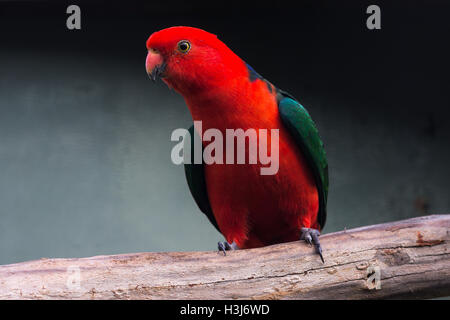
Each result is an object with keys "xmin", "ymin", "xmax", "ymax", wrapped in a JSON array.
[{"xmin": 0, "ymin": 215, "xmax": 449, "ymax": 300}]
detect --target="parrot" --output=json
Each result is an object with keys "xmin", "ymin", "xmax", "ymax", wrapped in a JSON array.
[{"xmin": 145, "ymin": 26, "xmax": 328, "ymax": 262}]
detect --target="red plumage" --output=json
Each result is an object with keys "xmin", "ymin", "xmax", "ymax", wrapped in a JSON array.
[{"xmin": 146, "ymin": 27, "xmax": 319, "ymax": 249}]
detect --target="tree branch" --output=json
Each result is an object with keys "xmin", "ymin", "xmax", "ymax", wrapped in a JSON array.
[{"xmin": 0, "ymin": 215, "xmax": 449, "ymax": 299}]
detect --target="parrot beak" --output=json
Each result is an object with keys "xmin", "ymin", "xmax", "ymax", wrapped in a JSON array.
[{"xmin": 146, "ymin": 50, "xmax": 166, "ymax": 82}]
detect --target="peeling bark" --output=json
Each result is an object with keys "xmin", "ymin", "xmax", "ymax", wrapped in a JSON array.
[{"xmin": 0, "ymin": 215, "xmax": 449, "ymax": 299}]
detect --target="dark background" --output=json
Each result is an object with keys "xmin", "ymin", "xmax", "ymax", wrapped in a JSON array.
[{"xmin": 0, "ymin": 0, "xmax": 449, "ymax": 265}]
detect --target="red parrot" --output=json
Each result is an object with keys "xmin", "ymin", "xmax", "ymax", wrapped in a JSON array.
[{"xmin": 146, "ymin": 27, "xmax": 328, "ymax": 262}]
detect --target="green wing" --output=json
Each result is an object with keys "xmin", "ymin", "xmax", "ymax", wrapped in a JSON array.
[
  {"xmin": 278, "ymin": 93, "xmax": 329, "ymax": 229},
  {"xmin": 183, "ymin": 125, "xmax": 221, "ymax": 233}
]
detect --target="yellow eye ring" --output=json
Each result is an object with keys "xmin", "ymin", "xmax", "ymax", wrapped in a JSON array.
[{"xmin": 177, "ymin": 40, "xmax": 191, "ymax": 53}]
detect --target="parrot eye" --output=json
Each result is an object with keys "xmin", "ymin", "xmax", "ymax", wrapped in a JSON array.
[{"xmin": 177, "ymin": 40, "xmax": 191, "ymax": 53}]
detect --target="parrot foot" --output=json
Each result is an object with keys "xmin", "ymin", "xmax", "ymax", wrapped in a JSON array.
[
  {"xmin": 300, "ymin": 227, "xmax": 324, "ymax": 263},
  {"xmin": 217, "ymin": 241, "xmax": 239, "ymax": 256}
]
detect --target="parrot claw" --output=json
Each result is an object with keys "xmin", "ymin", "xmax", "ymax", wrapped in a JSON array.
[
  {"xmin": 217, "ymin": 241, "xmax": 238, "ymax": 256},
  {"xmin": 300, "ymin": 227, "xmax": 324, "ymax": 263}
]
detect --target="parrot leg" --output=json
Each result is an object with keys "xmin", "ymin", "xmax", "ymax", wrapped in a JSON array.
[
  {"xmin": 217, "ymin": 241, "xmax": 239, "ymax": 256},
  {"xmin": 300, "ymin": 227, "xmax": 324, "ymax": 263}
]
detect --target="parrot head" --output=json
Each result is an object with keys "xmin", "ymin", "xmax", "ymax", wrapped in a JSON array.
[{"xmin": 146, "ymin": 26, "xmax": 246, "ymax": 95}]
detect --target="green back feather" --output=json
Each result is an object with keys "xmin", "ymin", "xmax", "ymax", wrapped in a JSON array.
[
  {"xmin": 278, "ymin": 95, "xmax": 329, "ymax": 228},
  {"xmin": 183, "ymin": 126, "xmax": 220, "ymax": 233}
]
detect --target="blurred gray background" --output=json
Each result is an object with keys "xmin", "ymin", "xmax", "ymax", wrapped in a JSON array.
[{"xmin": 0, "ymin": 1, "xmax": 449, "ymax": 265}]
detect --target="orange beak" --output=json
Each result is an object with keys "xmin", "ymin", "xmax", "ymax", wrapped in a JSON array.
[{"xmin": 146, "ymin": 50, "xmax": 166, "ymax": 81}]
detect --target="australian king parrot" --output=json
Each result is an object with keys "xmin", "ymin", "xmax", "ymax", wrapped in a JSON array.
[{"xmin": 146, "ymin": 26, "xmax": 328, "ymax": 262}]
